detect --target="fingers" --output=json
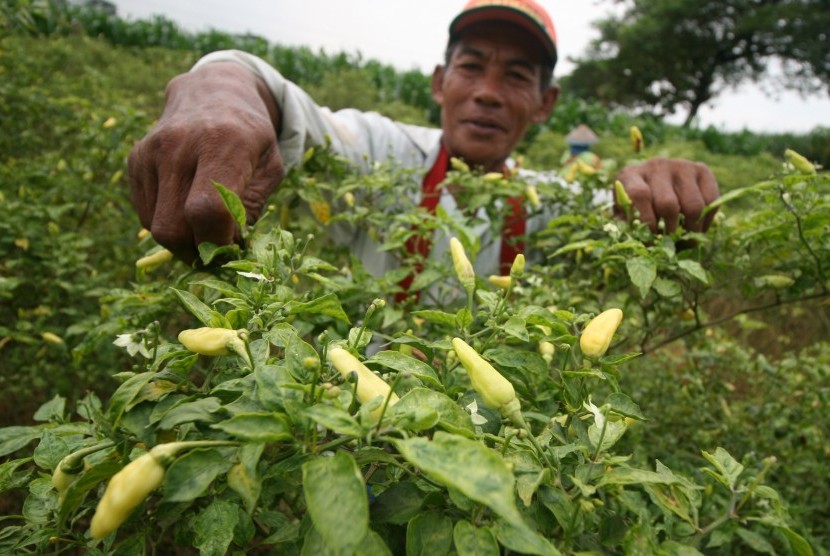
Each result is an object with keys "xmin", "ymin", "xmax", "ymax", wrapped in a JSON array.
[{"xmin": 616, "ymin": 158, "xmax": 721, "ymax": 234}]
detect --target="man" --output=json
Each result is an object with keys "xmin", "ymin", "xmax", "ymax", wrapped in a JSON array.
[{"xmin": 128, "ymin": 0, "xmax": 719, "ymax": 278}]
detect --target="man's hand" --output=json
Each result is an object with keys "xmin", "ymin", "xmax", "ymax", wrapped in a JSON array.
[
  {"xmin": 129, "ymin": 62, "xmax": 284, "ymax": 263},
  {"xmin": 615, "ymin": 158, "xmax": 719, "ymax": 233}
]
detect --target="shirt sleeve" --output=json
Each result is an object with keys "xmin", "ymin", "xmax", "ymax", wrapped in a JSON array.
[{"xmin": 192, "ymin": 50, "xmax": 439, "ymax": 174}]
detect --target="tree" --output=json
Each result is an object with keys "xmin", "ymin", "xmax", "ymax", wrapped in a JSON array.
[{"xmin": 563, "ymin": 0, "xmax": 830, "ymax": 127}]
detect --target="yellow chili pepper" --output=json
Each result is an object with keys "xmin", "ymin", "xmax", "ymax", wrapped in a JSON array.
[
  {"xmin": 784, "ymin": 149, "xmax": 816, "ymax": 174},
  {"xmin": 580, "ymin": 308, "xmax": 623, "ymax": 358},
  {"xmin": 449, "ymin": 237, "xmax": 476, "ymax": 293},
  {"xmin": 450, "ymin": 157, "xmax": 470, "ymax": 173},
  {"xmin": 328, "ymin": 347, "xmax": 398, "ymax": 420},
  {"xmin": 310, "ymin": 201, "xmax": 331, "ymax": 225},
  {"xmin": 488, "ymin": 275, "xmax": 511, "ymax": 290},
  {"xmin": 89, "ymin": 449, "xmax": 166, "ymax": 538},
  {"xmin": 539, "ymin": 341, "xmax": 555, "ymax": 364},
  {"xmin": 135, "ymin": 248, "xmax": 173, "ymax": 270},
  {"xmin": 630, "ymin": 126, "xmax": 644, "ymax": 153},
  {"xmin": 178, "ymin": 327, "xmax": 252, "ymax": 367},
  {"xmin": 525, "ymin": 185, "xmax": 541, "ymax": 209},
  {"xmin": 614, "ymin": 180, "xmax": 632, "ymax": 209},
  {"xmin": 483, "ymin": 172, "xmax": 504, "ymax": 182},
  {"xmin": 451, "ymin": 338, "xmax": 523, "ymax": 425},
  {"xmin": 510, "ymin": 253, "xmax": 525, "ymax": 280}
]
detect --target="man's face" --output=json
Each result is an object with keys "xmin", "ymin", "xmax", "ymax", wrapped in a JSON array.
[{"xmin": 432, "ymin": 21, "xmax": 558, "ymax": 172}]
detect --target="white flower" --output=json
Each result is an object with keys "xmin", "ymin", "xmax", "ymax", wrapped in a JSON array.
[
  {"xmin": 603, "ymin": 222, "xmax": 621, "ymax": 240},
  {"xmin": 465, "ymin": 400, "xmax": 489, "ymax": 426},
  {"xmin": 237, "ymin": 271, "xmax": 270, "ymax": 282},
  {"xmin": 113, "ymin": 333, "xmax": 151, "ymax": 358}
]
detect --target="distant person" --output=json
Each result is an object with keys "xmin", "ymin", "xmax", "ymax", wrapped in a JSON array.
[{"xmin": 128, "ymin": 0, "xmax": 719, "ymax": 284}]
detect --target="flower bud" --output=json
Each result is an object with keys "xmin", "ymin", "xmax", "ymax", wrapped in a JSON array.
[{"xmin": 580, "ymin": 308, "xmax": 623, "ymax": 358}]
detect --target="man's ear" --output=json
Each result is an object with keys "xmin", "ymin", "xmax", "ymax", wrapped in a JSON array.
[
  {"xmin": 533, "ymin": 85, "xmax": 559, "ymax": 124},
  {"xmin": 431, "ymin": 65, "xmax": 445, "ymax": 105}
]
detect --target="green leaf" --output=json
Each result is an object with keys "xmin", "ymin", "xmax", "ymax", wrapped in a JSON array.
[
  {"xmin": 395, "ymin": 432, "xmax": 524, "ymax": 528},
  {"xmin": 495, "ymin": 520, "xmax": 562, "ymax": 556},
  {"xmin": 211, "ymin": 180, "xmax": 248, "ymax": 238},
  {"xmin": 370, "ymin": 481, "xmax": 426, "ymax": 525},
  {"xmin": 626, "ymin": 256, "xmax": 657, "ymax": 299},
  {"xmin": 503, "ymin": 316, "xmax": 529, "ymax": 342},
  {"xmin": 171, "ymin": 288, "xmax": 228, "ymax": 327},
  {"xmin": 304, "ymin": 405, "xmax": 364, "ymax": 437},
  {"xmin": 158, "ymin": 397, "xmax": 223, "ymax": 430},
  {"xmin": 0, "ymin": 458, "xmax": 32, "ymax": 493},
  {"xmin": 391, "ymin": 388, "xmax": 474, "ymax": 436},
  {"xmin": 32, "ymin": 430, "xmax": 68, "ymax": 470},
  {"xmin": 735, "ymin": 527, "xmax": 776, "ymax": 555},
  {"xmin": 302, "ymin": 451, "xmax": 369, "ymax": 553},
  {"xmin": 367, "ymin": 351, "xmax": 441, "ymax": 389},
  {"xmin": 677, "ymin": 259, "xmax": 710, "ymax": 285},
  {"xmin": 406, "ymin": 511, "xmax": 453, "ymax": 556},
  {"xmin": 193, "ymin": 498, "xmax": 239, "ymax": 556},
  {"xmin": 287, "ymin": 292, "xmax": 350, "ymax": 324},
  {"xmin": 227, "ymin": 444, "xmax": 263, "ymax": 514},
  {"xmin": 108, "ymin": 371, "xmax": 155, "ymax": 426},
  {"xmin": 411, "ymin": 309, "xmax": 457, "ymax": 327},
  {"xmin": 211, "ymin": 412, "xmax": 294, "ymax": 443},
  {"xmin": 453, "ymin": 520, "xmax": 499, "ymax": 556},
  {"xmin": 701, "ymin": 447, "xmax": 744, "ymax": 489},
  {"xmin": 32, "ymin": 395, "xmax": 65, "ymax": 422},
  {"xmin": 0, "ymin": 426, "xmax": 41, "ymax": 458},
  {"xmin": 774, "ymin": 525, "xmax": 815, "ymax": 556},
  {"xmin": 605, "ymin": 393, "xmax": 647, "ymax": 420},
  {"xmin": 163, "ymin": 449, "xmax": 232, "ymax": 503}
]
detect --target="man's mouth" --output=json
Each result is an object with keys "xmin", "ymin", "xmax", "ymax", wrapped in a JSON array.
[{"xmin": 463, "ymin": 117, "xmax": 505, "ymax": 133}]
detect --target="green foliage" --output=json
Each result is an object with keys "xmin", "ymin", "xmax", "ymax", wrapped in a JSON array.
[
  {"xmin": 1, "ymin": 6, "xmax": 829, "ymax": 554},
  {"xmin": 565, "ymin": 0, "xmax": 830, "ymax": 127}
]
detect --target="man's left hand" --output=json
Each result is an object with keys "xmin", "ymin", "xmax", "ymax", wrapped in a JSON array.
[{"xmin": 615, "ymin": 158, "xmax": 720, "ymax": 233}]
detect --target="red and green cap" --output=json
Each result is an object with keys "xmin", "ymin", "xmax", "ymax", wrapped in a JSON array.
[{"xmin": 449, "ymin": 0, "xmax": 558, "ymax": 68}]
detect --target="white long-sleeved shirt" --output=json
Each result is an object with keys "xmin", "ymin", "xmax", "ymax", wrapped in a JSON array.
[{"xmin": 193, "ymin": 50, "xmax": 594, "ymax": 282}]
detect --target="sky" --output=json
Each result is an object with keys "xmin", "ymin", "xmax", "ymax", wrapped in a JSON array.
[{"xmin": 107, "ymin": 0, "xmax": 829, "ymax": 134}]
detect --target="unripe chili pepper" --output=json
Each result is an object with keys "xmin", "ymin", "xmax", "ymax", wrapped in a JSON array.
[
  {"xmin": 136, "ymin": 228, "xmax": 150, "ymax": 240},
  {"xmin": 483, "ymin": 172, "xmax": 504, "ymax": 182},
  {"xmin": 343, "ymin": 191, "xmax": 356, "ymax": 207},
  {"xmin": 451, "ymin": 338, "xmax": 523, "ymax": 426},
  {"xmin": 52, "ymin": 457, "xmax": 84, "ymax": 494},
  {"xmin": 630, "ymin": 126, "xmax": 644, "ymax": 153},
  {"xmin": 488, "ymin": 275, "xmax": 511, "ymax": 290},
  {"xmin": 89, "ymin": 447, "xmax": 169, "ymax": 539},
  {"xmin": 310, "ymin": 201, "xmax": 331, "ymax": 225},
  {"xmin": 509, "ymin": 253, "xmax": 525, "ymax": 280},
  {"xmin": 755, "ymin": 274, "xmax": 795, "ymax": 289},
  {"xmin": 178, "ymin": 327, "xmax": 252, "ymax": 367},
  {"xmin": 577, "ymin": 159, "xmax": 596, "ymax": 176},
  {"xmin": 784, "ymin": 149, "xmax": 816, "ymax": 175},
  {"xmin": 41, "ymin": 332, "xmax": 64, "ymax": 345},
  {"xmin": 450, "ymin": 157, "xmax": 470, "ymax": 173},
  {"xmin": 135, "ymin": 248, "xmax": 173, "ymax": 270},
  {"xmin": 580, "ymin": 308, "xmax": 623, "ymax": 358},
  {"xmin": 525, "ymin": 185, "xmax": 541, "ymax": 209},
  {"xmin": 328, "ymin": 347, "xmax": 398, "ymax": 419},
  {"xmin": 449, "ymin": 237, "xmax": 476, "ymax": 293},
  {"xmin": 614, "ymin": 180, "xmax": 632, "ymax": 210}
]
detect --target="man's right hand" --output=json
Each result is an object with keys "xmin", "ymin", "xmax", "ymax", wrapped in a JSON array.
[{"xmin": 128, "ymin": 62, "xmax": 284, "ymax": 263}]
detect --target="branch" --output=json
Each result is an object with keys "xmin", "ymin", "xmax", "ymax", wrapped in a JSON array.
[{"xmin": 642, "ymin": 291, "xmax": 830, "ymax": 354}]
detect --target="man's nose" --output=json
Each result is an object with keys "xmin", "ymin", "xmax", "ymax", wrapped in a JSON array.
[{"xmin": 473, "ymin": 70, "xmax": 505, "ymax": 106}]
